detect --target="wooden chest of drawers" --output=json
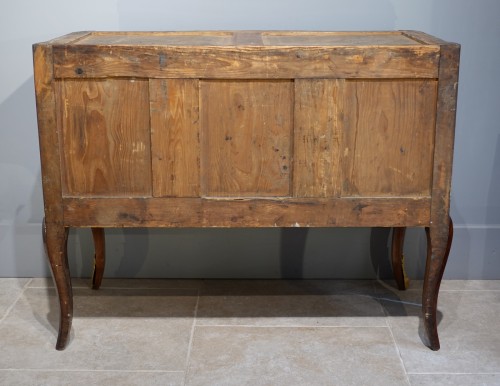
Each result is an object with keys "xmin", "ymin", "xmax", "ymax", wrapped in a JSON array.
[{"xmin": 33, "ymin": 30, "xmax": 459, "ymax": 350}]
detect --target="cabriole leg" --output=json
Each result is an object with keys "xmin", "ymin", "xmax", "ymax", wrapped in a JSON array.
[
  {"xmin": 43, "ymin": 218, "xmax": 72, "ymax": 350},
  {"xmin": 391, "ymin": 227, "xmax": 410, "ymax": 290},
  {"xmin": 423, "ymin": 216, "xmax": 453, "ymax": 351},
  {"xmin": 91, "ymin": 228, "xmax": 105, "ymax": 290}
]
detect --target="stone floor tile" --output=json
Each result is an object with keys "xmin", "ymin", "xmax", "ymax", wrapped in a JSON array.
[
  {"xmin": 0, "ymin": 370, "xmax": 184, "ymax": 386},
  {"xmin": 0, "ymin": 287, "xmax": 198, "ymax": 371},
  {"xmin": 377, "ymin": 280, "xmax": 500, "ymax": 292},
  {"xmin": 439, "ymin": 280, "xmax": 500, "ymax": 291},
  {"xmin": 409, "ymin": 373, "xmax": 500, "ymax": 386},
  {"xmin": 0, "ymin": 278, "xmax": 30, "ymax": 319},
  {"xmin": 197, "ymin": 279, "xmax": 387, "ymax": 327},
  {"xmin": 380, "ymin": 289, "xmax": 500, "ymax": 374},
  {"xmin": 29, "ymin": 277, "xmax": 202, "ymax": 290},
  {"xmin": 185, "ymin": 326, "xmax": 409, "ymax": 386}
]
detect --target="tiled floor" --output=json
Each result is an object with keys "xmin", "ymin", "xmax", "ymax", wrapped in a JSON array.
[{"xmin": 0, "ymin": 278, "xmax": 499, "ymax": 385}]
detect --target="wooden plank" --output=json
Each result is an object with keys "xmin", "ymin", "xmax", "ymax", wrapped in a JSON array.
[
  {"xmin": 74, "ymin": 31, "xmax": 234, "ymax": 46},
  {"xmin": 234, "ymin": 31, "xmax": 264, "ymax": 45},
  {"xmin": 62, "ymin": 197, "xmax": 431, "ymax": 228},
  {"xmin": 400, "ymin": 30, "xmax": 448, "ymax": 45},
  {"xmin": 429, "ymin": 43, "xmax": 460, "ymax": 233},
  {"xmin": 45, "ymin": 31, "xmax": 93, "ymax": 45},
  {"xmin": 52, "ymin": 45, "xmax": 440, "ymax": 79},
  {"xmin": 423, "ymin": 43, "xmax": 460, "ymax": 351},
  {"xmin": 341, "ymin": 79, "xmax": 437, "ymax": 197},
  {"xmin": 150, "ymin": 79, "xmax": 200, "ymax": 197},
  {"xmin": 200, "ymin": 80, "xmax": 293, "ymax": 197},
  {"xmin": 73, "ymin": 31, "xmax": 420, "ymax": 47},
  {"xmin": 33, "ymin": 43, "xmax": 63, "ymax": 225},
  {"xmin": 262, "ymin": 31, "xmax": 419, "ymax": 46},
  {"xmin": 293, "ymin": 79, "xmax": 343, "ymax": 197},
  {"xmin": 58, "ymin": 79, "xmax": 152, "ymax": 196}
]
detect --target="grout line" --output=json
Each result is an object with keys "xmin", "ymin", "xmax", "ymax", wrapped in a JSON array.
[
  {"xmin": 407, "ymin": 372, "xmax": 500, "ymax": 375},
  {"xmin": 98, "ymin": 287, "xmax": 200, "ymax": 290},
  {"xmin": 439, "ymin": 289, "xmax": 500, "ymax": 292},
  {"xmin": 28, "ymin": 286, "xmax": 200, "ymax": 291},
  {"xmin": 0, "ymin": 279, "xmax": 32, "ymax": 323},
  {"xmin": 192, "ymin": 324, "xmax": 390, "ymax": 328},
  {"xmin": 183, "ymin": 288, "xmax": 200, "ymax": 386},
  {"xmin": 0, "ymin": 369, "xmax": 184, "ymax": 373},
  {"xmin": 387, "ymin": 319, "xmax": 411, "ymax": 386}
]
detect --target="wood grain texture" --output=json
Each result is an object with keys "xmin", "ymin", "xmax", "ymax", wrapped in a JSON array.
[
  {"xmin": 73, "ymin": 31, "xmax": 234, "ymax": 46},
  {"xmin": 429, "ymin": 44, "xmax": 460, "ymax": 238},
  {"xmin": 400, "ymin": 30, "xmax": 448, "ymax": 45},
  {"xmin": 58, "ymin": 79, "xmax": 152, "ymax": 196},
  {"xmin": 261, "ymin": 31, "xmax": 419, "ymax": 46},
  {"xmin": 150, "ymin": 79, "xmax": 200, "ymax": 197},
  {"xmin": 423, "ymin": 43, "xmax": 460, "ymax": 351},
  {"xmin": 200, "ymin": 80, "xmax": 292, "ymax": 197},
  {"xmin": 45, "ymin": 31, "xmax": 92, "ymax": 45},
  {"xmin": 33, "ymin": 44, "xmax": 64, "ymax": 225},
  {"xmin": 52, "ymin": 45, "xmax": 440, "ymax": 79},
  {"xmin": 62, "ymin": 197, "xmax": 431, "ymax": 228},
  {"xmin": 341, "ymin": 80, "xmax": 437, "ymax": 197},
  {"xmin": 294, "ymin": 79, "xmax": 343, "ymax": 197},
  {"xmin": 70, "ymin": 31, "xmax": 419, "ymax": 47}
]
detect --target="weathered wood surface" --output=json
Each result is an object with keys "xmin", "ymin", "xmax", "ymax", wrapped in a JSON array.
[
  {"xmin": 33, "ymin": 44, "xmax": 63, "ymax": 225},
  {"xmin": 200, "ymin": 80, "xmax": 292, "ymax": 197},
  {"xmin": 341, "ymin": 80, "xmax": 437, "ymax": 197},
  {"xmin": 423, "ymin": 42, "xmax": 460, "ymax": 351},
  {"xmin": 293, "ymin": 79, "xmax": 343, "ymax": 197},
  {"xmin": 58, "ymin": 79, "xmax": 152, "ymax": 196},
  {"xmin": 150, "ymin": 79, "xmax": 200, "ymax": 197},
  {"xmin": 400, "ymin": 30, "xmax": 449, "ymax": 45},
  {"xmin": 62, "ymin": 197, "xmax": 431, "ymax": 228},
  {"xmin": 70, "ymin": 31, "xmax": 422, "ymax": 46},
  {"xmin": 52, "ymin": 45, "xmax": 440, "ymax": 79}
]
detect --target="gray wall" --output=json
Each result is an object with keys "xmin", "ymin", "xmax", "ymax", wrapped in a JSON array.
[{"xmin": 1, "ymin": 0, "xmax": 499, "ymax": 279}]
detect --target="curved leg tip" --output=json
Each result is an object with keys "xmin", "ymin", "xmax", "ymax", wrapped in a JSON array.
[
  {"xmin": 55, "ymin": 332, "xmax": 70, "ymax": 351},
  {"xmin": 55, "ymin": 342, "xmax": 67, "ymax": 351}
]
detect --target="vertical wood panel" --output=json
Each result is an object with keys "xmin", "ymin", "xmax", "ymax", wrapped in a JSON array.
[
  {"xmin": 150, "ymin": 79, "xmax": 200, "ymax": 197},
  {"xmin": 34, "ymin": 44, "xmax": 64, "ymax": 224},
  {"xmin": 341, "ymin": 80, "xmax": 437, "ymax": 197},
  {"xmin": 200, "ymin": 80, "xmax": 293, "ymax": 197},
  {"xmin": 293, "ymin": 79, "xmax": 343, "ymax": 197},
  {"xmin": 59, "ymin": 79, "xmax": 151, "ymax": 196},
  {"xmin": 429, "ymin": 44, "xmax": 460, "ymax": 233}
]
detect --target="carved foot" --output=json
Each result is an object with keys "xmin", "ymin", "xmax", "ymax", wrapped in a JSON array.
[
  {"xmin": 423, "ymin": 216, "xmax": 453, "ymax": 350},
  {"xmin": 391, "ymin": 227, "xmax": 410, "ymax": 290},
  {"xmin": 43, "ymin": 218, "xmax": 72, "ymax": 350},
  {"xmin": 91, "ymin": 228, "xmax": 105, "ymax": 290}
]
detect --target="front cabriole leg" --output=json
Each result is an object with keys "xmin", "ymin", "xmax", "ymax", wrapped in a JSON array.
[
  {"xmin": 422, "ymin": 216, "xmax": 453, "ymax": 350},
  {"xmin": 43, "ymin": 219, "xmax": 72, "ymax": 350}
]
